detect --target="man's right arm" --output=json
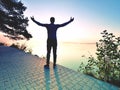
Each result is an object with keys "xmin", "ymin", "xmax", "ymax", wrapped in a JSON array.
[{"xmin": 31, "ymin": 16, "xmax": 46, "ymax": 27}]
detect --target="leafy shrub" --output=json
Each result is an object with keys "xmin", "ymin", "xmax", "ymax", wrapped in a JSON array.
[
  {"xmin": 78, "ymin": 30, "xmax": 120, "ymax": 86},
  {"xmin": 10, "ymin": 43, "xmax": 32, "ymax": 54},
  {"xmin": 0, "ymin": 42, "xmax": 4, "ymax": 46}
]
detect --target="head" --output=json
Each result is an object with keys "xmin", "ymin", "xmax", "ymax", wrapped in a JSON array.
[{"xmin": 50, "ymin": 17, "xmax": 55, "ymax": 24}]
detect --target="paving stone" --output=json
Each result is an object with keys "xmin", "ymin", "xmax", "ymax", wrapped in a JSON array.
[
  {"xmin": 0, "ymin": 86, "xmax": 6, "ymax": 90},
  {"xmin": 0, "ymin": 46, "xmax": 119, "ymax": 90}
]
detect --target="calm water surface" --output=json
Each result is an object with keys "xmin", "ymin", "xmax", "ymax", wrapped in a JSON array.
[
  {"xmin": 32, "ymin": 42, "xmax": 97, "ymax": 71},
  {"xmin": 57, "ymin": 43, "xmax": 97, "ymax": 71}
]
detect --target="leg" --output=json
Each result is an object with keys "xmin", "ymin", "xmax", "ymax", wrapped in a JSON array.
[
  {"xmin": 46, "ymin": 41, "xmax": 51, "ymax": 65},
  {"xmin": 53, "ymin": 41, "xmax": 57, "ymax": 66}
]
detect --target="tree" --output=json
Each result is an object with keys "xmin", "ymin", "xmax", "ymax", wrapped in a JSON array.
[{"xmin": 0, "ymin": 0, "xmax": 32, "ymax": 40}]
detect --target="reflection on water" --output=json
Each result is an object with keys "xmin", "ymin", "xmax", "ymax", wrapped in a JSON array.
[
  {"xmin": 33, "ymin": 42, "xmax": 97, "ymax": 71},
  {"xmin": 57, "ymin": 43, "xmax": 97, "ymax": 71}
]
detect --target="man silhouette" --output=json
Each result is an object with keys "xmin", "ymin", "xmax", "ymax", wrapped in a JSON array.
[{"xmin": 31, "ymin": 16, "xmax": 74, "ymax": 68}]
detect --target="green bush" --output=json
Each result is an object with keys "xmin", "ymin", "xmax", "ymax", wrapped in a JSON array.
[{"xmin": 78, "ymin": 30, "xmax": 120, "ymax": 86}]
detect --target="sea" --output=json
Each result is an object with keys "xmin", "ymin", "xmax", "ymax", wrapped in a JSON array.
[
  {"xmin": 32, "ymin": 42, "xmax": 97, "ymax": 71},
  {"xmin": 57, "ymin": 43, "xmax": 97, "ymax": 71}
]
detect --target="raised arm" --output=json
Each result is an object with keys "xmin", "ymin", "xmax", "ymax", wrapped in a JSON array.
[
  {"xmin": 58, "ymin": 17, "xmax": 74, "ymax": 27},
  {"xmin": 30, "ymin": 16, "xmax": 46, "ymax": 27}
]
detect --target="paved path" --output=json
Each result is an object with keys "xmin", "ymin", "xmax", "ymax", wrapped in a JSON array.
[{"xmin": 0, "ymin": 46, "xmax": 119, "ymax": 90}]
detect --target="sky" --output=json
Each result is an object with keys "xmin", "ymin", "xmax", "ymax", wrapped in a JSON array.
[
  {"xmin": 1, "ymin": 0, "xmax": 120, "ymax": 43},
  {"xmin": 14, "ymin": 0, "xmax": 119, "ymax": 56},
  {"xmin": 21, "ymin": 0, "xmax": 120, "ymax": 44},
  {"xmin": 0, "ymin": 0, "xmax": 120, "ymax": 56}
]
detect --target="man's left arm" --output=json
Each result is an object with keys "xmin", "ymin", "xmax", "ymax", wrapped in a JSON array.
[{"xmin": 58, "ymin": 17, "xmax": 74, "ymax": 27}]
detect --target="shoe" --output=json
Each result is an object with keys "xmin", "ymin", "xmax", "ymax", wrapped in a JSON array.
[{"xmin": 44, "ymin": 65, "xmax": 49, "ymax": 69}]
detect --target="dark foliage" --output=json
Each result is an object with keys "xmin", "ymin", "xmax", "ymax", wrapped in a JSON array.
[
  {"xmin": 0, "ymin": 0, "xmax": 32, "ymax": 40},
  {"xmin": 0, "ymin": 42, "xmax": 4, "ymax": 46}
]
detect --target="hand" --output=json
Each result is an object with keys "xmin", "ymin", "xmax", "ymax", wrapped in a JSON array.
[
  {"xmin": 30, "ymin": 16, "xmax": 35, "ymax": 21},
  {"xmin": 70, "ymin": 17, "xmax": 74, "ymax": 22}
]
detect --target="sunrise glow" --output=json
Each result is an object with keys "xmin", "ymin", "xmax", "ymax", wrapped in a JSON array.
[{"xmin": 1, "ymin": 0, "xmax": 120, "ymax": 57}]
